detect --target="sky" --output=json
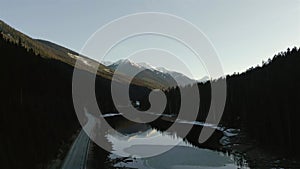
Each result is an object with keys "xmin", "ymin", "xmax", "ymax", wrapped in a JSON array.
[{"xmin": 1, "ymin": 0, "xmax": 300, "ymax": 79}]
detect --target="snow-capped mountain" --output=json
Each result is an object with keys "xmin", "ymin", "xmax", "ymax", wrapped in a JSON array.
[
  {"xmin": 197, "ymin": 76, "xmax": 210, "ymax": 83},
  {"xmin": 100, "ymin": 60, "xmax": 113, "ymax": 66},
  {"xmin": 108, "ymin": 59, "xmax": 203, "ymax": 87},
  {"xmin": 155, "ymin": 67, "xmax": 195, "ymax": 85}
]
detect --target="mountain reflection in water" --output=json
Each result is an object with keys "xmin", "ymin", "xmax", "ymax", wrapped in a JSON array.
[{"xmin": 102, "ymin": 117, "xmax": 249, "ymax": 169}]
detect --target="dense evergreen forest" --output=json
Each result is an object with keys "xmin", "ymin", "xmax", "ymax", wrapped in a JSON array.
[
  {"xmin": 0, "ymin": 32, "xmax": 149, "ymax": 169},
  {"xmin": 0, "ymin": 33, "xmax": 79, "ymax": 169},
  {"xmin": 163, "ymin": 47, "xmax": 300, "ymax": 156}
]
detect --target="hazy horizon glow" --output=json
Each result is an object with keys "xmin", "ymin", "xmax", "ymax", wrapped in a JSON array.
[{"xmin": 1, "ymin": 0, "xmax": 300, "ymax": 78}]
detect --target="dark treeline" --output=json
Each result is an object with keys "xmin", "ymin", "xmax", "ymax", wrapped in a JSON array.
[
  {"xmin": 0, "ymin": 32, "xmax": 150, "ymax": 168},
  {"xmin": 163, "ymin": 47, "xmax": 300, "ymax": 156},
  {"xmin": 0, "ymin": 33, "xmax": 79, "ymax": 169}
]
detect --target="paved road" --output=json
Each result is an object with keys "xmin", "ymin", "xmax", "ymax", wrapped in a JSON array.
[{"xmin": 61, "ymin": 130, "xmax": 90, "ymax": 169}]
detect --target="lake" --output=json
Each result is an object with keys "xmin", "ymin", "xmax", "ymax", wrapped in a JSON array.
[
  {"xmin": 87, "ymin": 114, "xmax": 300, "ymax": 169},
  {"xmin": 89, "ymin": 114, "xmax": 248, "ymax": 169}
]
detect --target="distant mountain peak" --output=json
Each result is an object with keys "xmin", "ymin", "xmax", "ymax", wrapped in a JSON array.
[
  {"xmin": 108, "ymin": 59, "xmax": 204, "ymax": 87},
  {"xmin": 198, "ymin": 76, "xmax": 210, "ymax": 83},
  {"xmin": 110, "ymin": 59, "xmax": 144, "ymax": 69}
]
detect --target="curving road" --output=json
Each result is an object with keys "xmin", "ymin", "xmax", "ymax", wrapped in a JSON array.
[{"xmin": 61, "ymin": 130, "xmax": 90, "ymax": 169}]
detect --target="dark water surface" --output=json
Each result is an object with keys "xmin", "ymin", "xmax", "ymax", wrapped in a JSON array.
[
  {"xmin": 90, "ymin": 114, "xmax": 300, "ymax": 169},
  {"xmin": 91, "ymin": 114, "xmax": 247, "ymax": 169}
]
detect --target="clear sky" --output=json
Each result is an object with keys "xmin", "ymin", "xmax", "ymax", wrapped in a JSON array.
[{"xmin": 1, "ymin": 0, "xmax": 300, "ymax": 78}]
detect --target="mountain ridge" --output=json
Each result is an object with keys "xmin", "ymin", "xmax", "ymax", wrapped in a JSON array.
[
  {"xmin": 0, "ymin": 20, "xmax": 162, "ymax": 89},
  {"xmin": 108, "ymin": 59, "xmax": 205, "ymax": 87}
]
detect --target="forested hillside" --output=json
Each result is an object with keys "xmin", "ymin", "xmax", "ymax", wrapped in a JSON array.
[
  {"xmin": 0, "ymin": 31, "xmax": 150, "ymax": 168},
  {"xmin": 0, "ymin": 32, "xmax": 80, "ymax": 169},
  {"xmin": 0, "ymin": 20, "xmax": 161, "ymax": 89},
  {"xmin": 164, "ymin": 47, "xmax": 300, "ymax": 156}
]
